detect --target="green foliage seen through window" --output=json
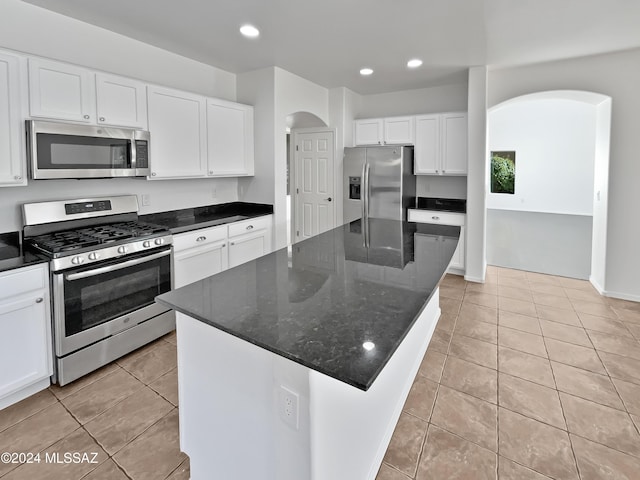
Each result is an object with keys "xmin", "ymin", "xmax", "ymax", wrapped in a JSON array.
[{"xmin": 491, "ymin": 151, "xmax": 515, "ymax": 194}]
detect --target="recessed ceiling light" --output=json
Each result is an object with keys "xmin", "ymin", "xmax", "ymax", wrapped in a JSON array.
[
  {"xmin": 407, "ymin": 59, "xmax": 423, "ymax": 68},
  {"xmin": 362, "ymin": 341, "xmax": 375, "ymax": 351},
  {"xmin": 240, "ymin": 24, "xmax": 260, "ymax": 38},
  {"xmin": 360, "ymin": 68, "xmax": 374, "ymax": 76}
]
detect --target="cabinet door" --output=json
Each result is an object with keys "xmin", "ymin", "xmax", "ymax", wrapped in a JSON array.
[
  {"xmin": 383, "ymin": 116, "xmax": 414, "ymax": 145},
  {"xmin": 441, "ymin": 113, "xmax": 467, "ymax": 175},
  {"xmin": 0, "ymin": 52, "xmax": 26, "ymax": 186},
  {"xmin": 448, "ymin": 226, "xmax": 465, "ymax": 271},
  {"xmin": 414, "ymin": 115, "xmax": 440, "ymax": 174},
  {"xmin": 228, "ymin": 230, "xmax": 268, "ymax": 268},
  {"xmin": 354, "ymin": 118, "xmax": 383, "ymax": 145},
  {"xmin": 96, "ymin": 73, "xmax": 147, "ymax": 128},
  {"xmin": 207, "ymin": 99, "xmax": 254, "ymax": 176},
  {"xmin": 28, "ymin": 58, "xmax": 95, "ymax": 123},
  {"xmin": 0, "ymin": 292, "xmax": 51, "ymax": 401},
  {"xmin": 147, "ymin": 86, "xmax": 207, "ymax": 178},
  {"xmin": 174, "ymin": 242, "xmax": 228, "ymax": 288}
]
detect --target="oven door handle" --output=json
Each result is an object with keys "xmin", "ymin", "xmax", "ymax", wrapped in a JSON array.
[{"xmin": 65, "ymin": 249, "xmax": 170, "ymax": 281}]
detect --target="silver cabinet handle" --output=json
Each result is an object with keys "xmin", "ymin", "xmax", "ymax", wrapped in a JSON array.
[
  {"xmin": 230, "ymin": 242, "xmax": 235, "ymax": 246},
  {"xmin": 151, "ymin": 172, "xmax": 157, "ymax": 176},
  {"xmin": 246, "ymin": 225, "xmax": 253, "ymax": 230},
  {"xmin": 83, "ymin": 114, "xmax": 90, "ymax": 119},
  {"xmin": 432, "ymin": 216, "xmax": 440, "ymax": 220},
  {"xmin": 35, "ymin": 297, "xmax": 43, "ymax": 303},
  {"xmin": 222, "ymin": 244, "xmax": 226, "ymax": 248},
  {"xmin": 196, "ymin": 236, "xmax": 206, "ymax": 242},
  {"xmin": 14, "ymin": 175, "xmax": 22, "ymax": 180},
  {"xmin": 209, "ymin": 171, "xmax": 214, "ymax": 175},
  {"xmin": 99, "ymin": 117, "xmax": 105, "ymax": 122},
  {"xmin": 325, "ymin": 197, "xmax": 332, "ymax": 202}
]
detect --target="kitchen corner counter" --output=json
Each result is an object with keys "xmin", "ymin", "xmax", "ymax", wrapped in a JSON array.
[
  {"xmin": 0, "ymin": 232, "xmax": 48, "ymax": 274},
  {"xmin": 140, "ymin": 201, "xmax": 273, "ymax": 233},
  {"xmin": 156, "ymin": 218, "xmax": 459, "ymax": 391}
]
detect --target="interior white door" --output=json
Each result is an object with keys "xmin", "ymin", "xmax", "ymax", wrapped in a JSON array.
[{"xmin": 294, "ymin": 130, "xmax": 335, "ymax": 241}]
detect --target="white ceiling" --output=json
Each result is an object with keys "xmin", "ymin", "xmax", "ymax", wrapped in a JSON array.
[{"xmin": 22, "ymin": 0, "xmax": 640, "ymax": 95}]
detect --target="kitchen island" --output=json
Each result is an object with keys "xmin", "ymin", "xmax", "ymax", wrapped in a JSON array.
[{"xmin": 156, "ymin": 218, "xmax": 460, "ymax": 480}]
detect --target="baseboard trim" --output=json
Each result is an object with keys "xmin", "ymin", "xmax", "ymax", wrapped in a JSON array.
[
  {"xmin": 464, "ymin": 275, "xmax": 485, "ymax": 284},
  {"xmin": 589, "ymin": 276, "xmax": 640, "ymax": 302}
]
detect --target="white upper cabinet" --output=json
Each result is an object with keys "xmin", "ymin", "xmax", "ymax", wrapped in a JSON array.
[
  {"xmin": 0, "ymin": 51, "xmax": 26, "ymax": 186},
  {"xmin": 354, "ymin": 118, "xmax": 383, "ymax": 145},
  {"xmin": 147, "ymin": 85, "xmax": 207, "ymax": 179},
  {"xmin": 28, "ymin": 58, "xmax": 95, "ymax": 123},
  {"xmin": 29, "ymin": 59, "xmax": 148, "ymax": 128},
  {"xmin": 95, "ymin": 73, "xmax": 147, "ymax": 128},
  {"xmin": 414, "ymin": 112, "xmax": 467, "ymax": 175},
  {"xmin": 354, "ymin": 116, "xmax": 414, "ymax": 146},
  {"xmin": 414, "ymin": 115, "xmax": 440, "ymax": 174},
  {"xmin": 383, "ymin": 116, "xmax": 414, "ymax": 145},
  {"xmin": 206, "ymin": 98, "xmax": 254, "ymax": 176},
  {"xmin": 441, "ymin": 113, "xmax": 468, "ymax": 175}
]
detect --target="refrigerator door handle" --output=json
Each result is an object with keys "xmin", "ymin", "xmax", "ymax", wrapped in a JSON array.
[{"xmin": 363, "ymin": 163, "xmax": 370, "ymax": 219}]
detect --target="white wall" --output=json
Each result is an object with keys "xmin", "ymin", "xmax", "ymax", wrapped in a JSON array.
[
  {"xmin": 0, "ymin": 0, "xmax": 243, "ymax": 233},
  {"xmin": 238, "ymin": 68, "xmax": 330, "ymax": 249},
  {"xmin": 487, "ymin": 98, "xmax": 596, "ymax": 215},
  {"xmin": 590, "ymin": 99, "xmax": 612, "ymax": 292},
  {"xmin": 466, "ymin": 67, "xmax": 489, "ymax": 283},
  {"xmin": 357, "ymin": 83, "xmax": 468, "ymax": 118},
  {"xmin": 488, "ymin": 47, "xmax": 640, "ymax": 299},
  {"xmin": 329, "ymin": 87, "xmax": 361, "ymax": 225}
]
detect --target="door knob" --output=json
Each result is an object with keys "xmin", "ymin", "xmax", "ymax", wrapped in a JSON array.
[{"xmin": 325, "ymin": 197, "xmax": 332, "ymax": 202}]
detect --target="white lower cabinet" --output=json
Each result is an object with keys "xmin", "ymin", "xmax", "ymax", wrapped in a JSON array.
[
  {"xmin": 228, "ymin": 216, "xmax": 272, "ymax": 268},
  {"xmin": 409, "ymin": 209, "xmax": 465, "ymax": 274},
  {"xmin": 173, "ymin": 224, "xmax": 228, "ymax": 289},
  {"xmin": 0, "ymin": 263, "xmax": 52, "ymax": 409},
  {"xmin": 172, "ymin": 215, "xmax": 272, "ymax": 288}
]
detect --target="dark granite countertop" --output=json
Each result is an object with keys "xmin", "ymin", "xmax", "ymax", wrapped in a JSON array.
[
  {"xmin": 140, "ymin": 202, "xmax": 273, "ymax": 234},
  {"xmin": 0, "ymin": 232, "xmax": 48, "ymax": 274},
  {"xmin": 415, "ymin": 197, "xmax": 466, "ymax": 214},
  {"xmin": 156, "ymin": 218, "xmax": 460, "ymax": 391}
]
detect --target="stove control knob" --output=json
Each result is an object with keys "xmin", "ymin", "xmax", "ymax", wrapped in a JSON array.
[
  {"xmin": 88, "ymin": 252, "xmax": 99, "ymax": 261},
  {"xmin": 142, "ymin": 240, "xmax": 152, "ymax": 248},
  {"xmin": 154, "ymin": 238, "xmax": 164, "ymax": 246},
  {"xmin": 117, "ymin": 246, "xmax": 128, "ymax": 254},
  {"xmin": 71, "ymin": 256, "xmax": 85, "ymax": 265}
]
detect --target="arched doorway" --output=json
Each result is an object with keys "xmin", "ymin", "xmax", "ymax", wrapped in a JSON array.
[
  {"xmin": 486, "ymin": 90, "xmax": 611, "ymax": 289},
  {"xmin": 285, "ymin": 111, "xmax": 334, "ymax": 245}
]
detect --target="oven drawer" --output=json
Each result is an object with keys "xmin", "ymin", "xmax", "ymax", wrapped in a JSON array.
[
  {"xmin": 0, "ymin": 264, "xmax": 47, "ymax": 299},
  {"xmin": 173, "ymin": 224, "xmax": 227, "ymax": 252},
  {"xmin": 228, "ymin": 215, "xmax": 271, "ymax": 237}
]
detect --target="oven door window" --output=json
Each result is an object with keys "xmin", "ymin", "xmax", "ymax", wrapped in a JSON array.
[
  {"xmin": 37, "ymin": 133, "xmax": 132, "ymax": 170},
  {"xmin": 63, "ymin": 250, "xmax": 171, "ymax": 336}
]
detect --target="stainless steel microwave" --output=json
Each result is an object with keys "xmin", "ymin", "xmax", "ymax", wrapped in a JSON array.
[{"xmin": 27, "ymin": 120, "xmax": 150, "ymax": 179}]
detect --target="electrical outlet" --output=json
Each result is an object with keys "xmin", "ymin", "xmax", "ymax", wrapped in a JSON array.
[
  {"xmin": 279, "ymin": 385, "xmax": 299, "ymax": 430},
  {"xmin": 141, "ymin": 194, "xmax": 151, "ymax": 206}
]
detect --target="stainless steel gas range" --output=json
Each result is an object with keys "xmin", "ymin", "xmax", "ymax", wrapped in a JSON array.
[{"xmin": 22, "ymin": 195, "xmax": 175, "ymax": 386}]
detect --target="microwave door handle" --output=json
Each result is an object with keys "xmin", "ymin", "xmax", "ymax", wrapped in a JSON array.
[{"xmin": 65, "ymin": 249, "xmax": 170, "ymax": 281}]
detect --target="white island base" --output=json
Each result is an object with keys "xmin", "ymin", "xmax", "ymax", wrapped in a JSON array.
[{"xmin": 175, "ymin": 290, "xmax": 440, "ymax": 480}]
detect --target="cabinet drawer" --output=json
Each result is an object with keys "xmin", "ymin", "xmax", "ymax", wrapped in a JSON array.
[
  {"xmin": 228, "ymin": 215, "xmax": 271, "ymax": 238},
  {"xmin": 173, "ymin": 224, "xmax": 227, "ymax": 252},
  {"xmin": 408, "ymin": 209, "xmax": 465, "ymax": 227},
  {"xmin": 0, "ymin": 264, "xmax": 47, "ymax": 300}
]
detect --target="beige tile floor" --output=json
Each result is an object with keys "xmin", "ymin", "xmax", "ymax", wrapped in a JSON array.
[
  {"xmin": 378, "ymin": 266, "xmax": 640, "ymax": 480},
  {"xmin": 1, "ymin": 266, "xmax": 640, "ymax": 479}
]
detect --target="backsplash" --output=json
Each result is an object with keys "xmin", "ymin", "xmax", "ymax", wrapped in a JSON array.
[
  {"xmin": 0, "ymin": 177, "xmax": 239, "ymax": 233},
  {"xmin": 416, "ymin": 175, "xmax": 467, "ymax": 199}
]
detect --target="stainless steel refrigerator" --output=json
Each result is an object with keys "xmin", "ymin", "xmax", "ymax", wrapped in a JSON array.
[{"xmin": 343, "ymin": 145, "xmax": 416, "ymax": 223}]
